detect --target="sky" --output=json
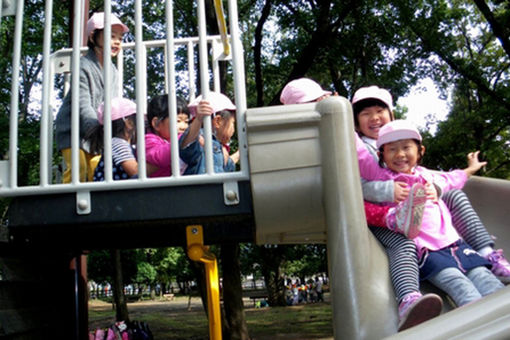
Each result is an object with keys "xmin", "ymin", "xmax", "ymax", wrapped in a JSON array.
[{"xmin": 396, "ymin": 78, "xmax": 450, "ymax": 134}]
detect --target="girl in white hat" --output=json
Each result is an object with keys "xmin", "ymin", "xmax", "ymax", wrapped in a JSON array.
[
  {"xmin": 55, "ymin": 12, "xmax": 129, "ymax": 183},
  {"xmin": 357, "ymin": 120, "xmax": 504, "ymax": 316}
]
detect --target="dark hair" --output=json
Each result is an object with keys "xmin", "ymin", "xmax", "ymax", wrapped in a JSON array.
[
  {"xmin": 87, "ymin": 29, "xmax": 103, "ymax": 50},
  {"xmin": 378, "ymin": 139, "xmax": 424, "ymax": 168},
  {"xmin": 215, "ymin": 109, "xmax": 235, "ymax": 120},
  {"xmin": 147, "ymin": 95, "xmax": 190, "ymax": 133},
  {"xmin": 352, "ymin": 98, "xmax": 390, "ymax": 127},
  {"xmin": 85, "ymin": 115, "xmax": 137, "ymax": 154}
]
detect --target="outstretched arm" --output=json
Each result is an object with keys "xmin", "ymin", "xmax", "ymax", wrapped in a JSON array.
[{"xmin": 463, "ymin": 151, "xmax": 487, "ymax": 177}]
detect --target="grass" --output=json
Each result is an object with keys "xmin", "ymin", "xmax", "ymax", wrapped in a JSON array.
[{"xmin": 88, "ymin": 296, "xmax": 333, "ymax": 339}]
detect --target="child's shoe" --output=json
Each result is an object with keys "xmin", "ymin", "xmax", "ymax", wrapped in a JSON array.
[
  {"xmin": 485, "ymin": 249, "xmax": 510, "ymax": 284},
  {"xmin": 387, "ymin": 183, "xmax": 427, "ymax": 239},
  {"xmin": 398, "ymin": 292, "xmax": 443, "ymax": 331}
]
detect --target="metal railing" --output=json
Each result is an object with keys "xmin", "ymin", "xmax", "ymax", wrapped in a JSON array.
[{"xmin": 0, "ymin": 0, "xmax": 249, "ymax": 200}]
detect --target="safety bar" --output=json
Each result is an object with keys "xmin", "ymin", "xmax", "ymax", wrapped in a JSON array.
[{"xmin": 0, "ymin": 0, "xmax": 249, "ymax": 199}]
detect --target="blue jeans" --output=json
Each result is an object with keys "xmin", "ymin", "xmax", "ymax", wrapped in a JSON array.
[{"xmin": 428, "ymin": 266, "xmax": 504, "ymax": 306}]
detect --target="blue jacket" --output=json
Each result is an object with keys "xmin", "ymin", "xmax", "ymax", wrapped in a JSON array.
[{"xmin": 179, "ymin": 130, "xmax": 235, "ymax": 174}]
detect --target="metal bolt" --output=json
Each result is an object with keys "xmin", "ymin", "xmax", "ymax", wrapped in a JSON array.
[
  {"xmin": 191, "ymin": 227, "xmax": 198, "ymax": 234},
  {"xmin": 226, "ymin": 190, "xmax": 237, "ymax": 201},
  {"xmin": 77, "ymin": 199, "xmax": 88, "ymax": 210}
]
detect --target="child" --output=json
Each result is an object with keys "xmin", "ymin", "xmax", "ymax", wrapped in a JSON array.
[
  {"xmin": 352, "ymin": 86, "xmax": 510, "ymax": 282},
  {"xmin": 55, "ymin": 12, "xmax": 129, "ymax": 183},
  {"xmin": 179, "ymin": 91, "xmax": 237, "ymax": 174},
  {"xmin": 84, "ymin": 97, "xmax": 138, "ymax": 181},
  {"xmin": 280, "ymin": 77, "xmax": 332, "ymax": 104},
  {"xmin": 145, "ymin": 95, "xmax": 192, "ymax": 177},
  {"xmin": 357, "ymin": 119, "xmax": 505, "ymax": 308}
]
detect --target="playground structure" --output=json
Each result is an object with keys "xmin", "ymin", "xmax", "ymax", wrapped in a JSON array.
[{"xmin": 0, "ymin": 0, "xmax": 510, "ymax": 339}]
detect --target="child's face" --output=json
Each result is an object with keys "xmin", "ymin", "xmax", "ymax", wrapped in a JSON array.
[
  {"xmin": 94, "ymin": 25, "xmax": 125, "ymax": 57},
  {"xmin": 381, "ymin": 139, "xmax": 423, "ymax": 174},
  {"xmin": 357, "ymin": 105, "xmax": 392, "ymax": 139},
  {"xmin": 214, "ymin": 115, "xmax": 236, "ymax": 145},
  {"xmin": 177, "ymin": 113, "xmax": 189, "ymax": 134}
]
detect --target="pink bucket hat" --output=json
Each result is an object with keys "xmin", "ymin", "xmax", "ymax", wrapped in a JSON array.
[
  {"xmin": 280, "ymin": 78, "xmax": 332, "ymax": 105},
  {"xmin": 86, "ymin": 12, "xmax": 129, "ymax": 38},
  {"xmin": 352, "ymin": 85, "xmax": 393, "ymax": 111},
  {"xmin": 97, "ymin": 97, "xmax": 137, "ymax": 125},
  {"xmin": 188, "ymin": 92, "xmax": 236, "ymax": 118},
  {"xmin": 376, "ymin": 120, "xmax": 422, "ymax": 148}
]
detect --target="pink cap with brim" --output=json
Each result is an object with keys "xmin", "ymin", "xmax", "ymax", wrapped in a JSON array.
[
  {"xmin": 280, "ymin": 78, "xmax": 332, "ymax": 105},
  {"xmin": 86, "ymin": 12, "xmax": 129, "ymax": 38},
  {"xmin": 188, "ymin": 92, "xmax": 236, "ymax": 118},
  {"xmin": 352, "ymin": 85, "xmax": 393, "ymax": 111},
  {"xmin": 376, "ymin": 120, "xmax": 422, "ymax": 148},
  {"xmin": 97, "ymin": 97, "xmax": 137, "ymax": 125}
]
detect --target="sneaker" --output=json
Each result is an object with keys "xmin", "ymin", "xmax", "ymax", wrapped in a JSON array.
[
  {"xmin": 398, "ymin": 292, "xmax": 443, "ymax": 331},
  {"xmin": 387, "ymin": 183, "xmax": 427, "ymax": 239},
  {"xmin": 486, "ymin": 249, "xmax": 510, "ymax": 284}
]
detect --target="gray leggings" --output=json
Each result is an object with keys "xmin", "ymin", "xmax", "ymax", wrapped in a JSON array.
[{"xmin": 428, "ymin": 266, "xmax": 504, "ymax": 307}]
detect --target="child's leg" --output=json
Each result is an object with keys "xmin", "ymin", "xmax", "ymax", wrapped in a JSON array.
[
  {"xmin": 368, "ymin": 227, "xmax": 442, "ymax": 331},
  {"xmin": 466, "ymin": 266, "xmax": 504, "ymax": 296},
  {"xmin": 370, "ymin": 227, "xmax": 419, "ymax": 301},
  {"xmin": 443, "ymin": 189, "xmax": 510, "ymax": 282},
  {"xmin": 428, "ymin": 267, "xmax": 482, "ymax": 307},
  {"xmin": 442, "ymin": 189, "xmax": 493, "ymax": 250}
]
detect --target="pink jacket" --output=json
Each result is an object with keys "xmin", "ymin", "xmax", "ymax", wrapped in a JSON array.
[
  {"xmin": 355, "ymin": 134, "xmax": 468, "ymax": 256},
  {"xmin": 145, "ymin": 133, "xmax": 187, "ymax": 177}
]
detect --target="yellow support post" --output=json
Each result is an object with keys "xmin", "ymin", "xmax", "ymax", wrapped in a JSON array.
[
  {"xmin": 186, "ymin": 225, "xmax": 222, "ymax": 340},
  {"xmin": 213, "ymin": 0, "xmax": 230, "ymax": 56}
]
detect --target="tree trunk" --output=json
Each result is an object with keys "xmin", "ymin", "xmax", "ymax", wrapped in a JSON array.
[
  {"xmin": 259, "ymin": 246, "xmax": 287, "ymax": 306},
  {"xmin": 221, "ymin": 244, "xmax": 250, "ymax": 340},
  {"xmin": 111, "ymin": 249, "xmax": 129, "ymax": 322}
]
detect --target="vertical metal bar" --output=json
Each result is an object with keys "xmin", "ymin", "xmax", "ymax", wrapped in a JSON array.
[
  {"xmin": 134, "ymin": 0, "xmax": 147, "ymax": 180},
  {"xmin": 165, "ymin": 0, "xmax": 180, "ymax": 177},
  {"xmin": 212, "ymin": 40, "xmax": 220, "ymax": 92},
  {"xmin": 70, "ymin": 0, "xmax": 83, "ymax": 184},
  {"xmin": 103, "ymin": 1, "xmax": 113, "ymax": 183},
  {"xmin": 187, "ymin": 41, "xmax": 196, "ymax": 101},
  {"xmin": 227, "ymin": 0, "xmax": 249, "ymax": 176},
  {"xmin": 7, "ymin": 0, "xmax": 24, "ymax": 188},
  {"xmin": 117, "ymin": 47, "xmax": 124, "ymax": 95},
  {"xmin": 197, "ymin": 0, "xmax": 214, "ymax": 175},
  {"xmin": 40, "ymin": 0, "xmax": 54, "ymax": 186}
]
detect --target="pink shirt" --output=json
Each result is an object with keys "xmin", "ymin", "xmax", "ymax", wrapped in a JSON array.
[
  {"xmin": 145, "ymin": 133, "xmax": 187, "ymax": 177},
  {"xmin": 355, "ymin": 134, "xmax": 468, "ymax": 256}
]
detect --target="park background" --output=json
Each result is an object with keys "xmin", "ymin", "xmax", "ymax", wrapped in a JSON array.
[{"xmin": 0, "ymin": 0, "xmax": 509, "ymax": 338}]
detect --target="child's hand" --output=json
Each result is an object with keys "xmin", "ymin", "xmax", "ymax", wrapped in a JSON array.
[
  {"xmin": 394, "ymin": 181, "xmax": 409, "ymax": 203},
  {"xmin": 464, "ymin": 151, "xmax": 487, "ymax": 177},
  {"xmin": 230, "ymin": 150, "xmax": 240, "ymax": 164},
  {"xmin": 424, "ymin": 182, "xmax": 438, "ymax": 202},
  {"xmin": 195, "ymin": 100, "xmax": 214, "ymax": 120}
]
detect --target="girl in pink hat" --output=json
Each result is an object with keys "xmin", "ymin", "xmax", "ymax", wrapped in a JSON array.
[
  {"xmin": 84, "ymin": 97, "xmax": 138, "ymax": 181},
  {"xmin": 356, "ymin": 119, "xmax": 504, "ymax": 314},
  {"xmin": 352, "ymin": 85, "xmax": 510, "ymax": 330},
  {"xmin": 55, "ymin": 12, "xmax": 129, "ymax": 183}
]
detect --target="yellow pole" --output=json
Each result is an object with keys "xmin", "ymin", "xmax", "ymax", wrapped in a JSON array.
[
  {"xmin": 213, "ymin": 0, "xmax": 230, "ymax": 56},
  {"xmin": 186, "ymin": 225, "xmax": 222, "ymax": 340}
]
